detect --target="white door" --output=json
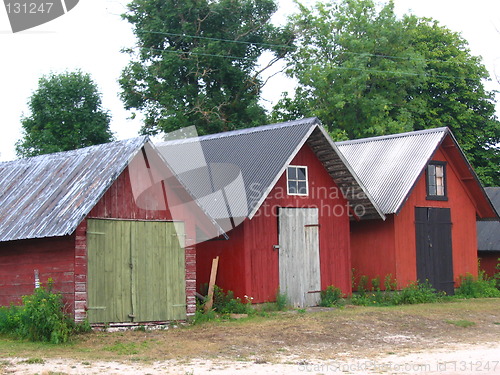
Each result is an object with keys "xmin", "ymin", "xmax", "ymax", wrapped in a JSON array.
[{"xmin": 278, "ymin": 208, "xmax": 321, "ymax": 307}]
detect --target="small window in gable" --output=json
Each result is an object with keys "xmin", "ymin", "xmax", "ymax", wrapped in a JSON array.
[
  {"xmin": 287, "ymin": 166, "xmax": 308, "ymax": 196},
  {"xmin": 426, "ymin": 161, "xmax": 447, "ymax": 200}
]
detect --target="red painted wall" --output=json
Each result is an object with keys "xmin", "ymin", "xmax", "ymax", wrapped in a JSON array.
[
  {"xmin": 196, "ymin": 225, "xmax": 248, "ymax": 298},
  {"xmin": 478, "ymin": 253, "xmax": 499, "ymax": 278},
  {"xmin": 197, "ymin": 143, "xmax": 352, "ymax": 303},
  {"xmin": 0, "ymin": 235, "xmax": 76, "ymax": 309},
  {"xmin": 350, "ymin": 146, "xmax": 481, "ymax": 290},
  {"xmin": 394, "ymin": 148, "xmax": 478, "ymax": 288},
  {"xmin": 350, "ymin": 216, "xmax": 396, "ymax": 290}
]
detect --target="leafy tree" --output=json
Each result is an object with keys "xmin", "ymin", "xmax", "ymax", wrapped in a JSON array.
[
  {"xmin": 120, "ymin": 0, "xmax": 294, "ymax": 136},
  {"xmin": 16, "ymin": 71, "xmax": 113, "ymax": 157},
  {"xmin": 273, "ymin": 0, "xmax": 500, "ymax": 185}
]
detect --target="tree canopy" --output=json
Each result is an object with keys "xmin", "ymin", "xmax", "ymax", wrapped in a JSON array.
[
  {"xmin": 120, "ymin": 0, "xmax": 294, "ymax": 136},
  {"xmin": 16, "ymin": 71, "xmax": 113, "ymax": 158},
  {"xmin": 273, "ymin": 0, "xmax": 499, "ymax": 185}
]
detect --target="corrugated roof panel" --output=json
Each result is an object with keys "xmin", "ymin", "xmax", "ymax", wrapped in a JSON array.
[
  {"xmin": 336, "ymin": 128, "xmax": 448, "ymax": 214},
  {"xmin": 157, "ymin": 118, "xmax": 384, "ymax": 223},
  {"xmin": 0, "ymin": 137, "xmax": 148, "ymax": 242},
  {"xmin": 157, "ymin": 119, "xmax": 318, "ymax": 221}
]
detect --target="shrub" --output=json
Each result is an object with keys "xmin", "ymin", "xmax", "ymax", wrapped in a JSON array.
[
  {"xmin": 0, "ymin": 304, "xmax": 22, "ymax": 334},
  {"xmin": 17, "ymin": 282, "xmax": 74, "ymax": 343},
  {"xmin": 455, "ymin": 272, "xmax": 500, "ymax": 298},
  {"xmin": 393, "ymin": 281, "xmax": 438, "ymax": 305},
  {"xmin": 211, "ymin": 286, "xmax": 253, "ymax": 315},
  {"xmin": 319, "ymin": 286, "xmax": 343, "ymax": 307},
  {"xmin": 0, "ymin": 280, "xmax": 90, "ymax": 343}
]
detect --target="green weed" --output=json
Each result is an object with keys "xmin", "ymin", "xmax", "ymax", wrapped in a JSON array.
[
  {"xmin": 0, "ymin": 280, "xmax": 91, "ymax": 344},
  {"xmin": 319, "ymin": 285, "xmax": 344, "ymax": 307},
  {"xmin": 456, "ymin": 272, "xmax": 500, "ymax": 298}
]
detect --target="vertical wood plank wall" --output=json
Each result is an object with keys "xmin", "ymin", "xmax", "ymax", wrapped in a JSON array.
[
  {"xmin": 394, "ymin": 148, "xmax": 478, "ymax": 288},
  {"xmin": 0, "ymin": 235, "xmax": 75, "ymax": 308},
  {"xmin": 197, "ymin": 143, "xmax": 352, "ymax": 303},
  {"xmin": 87, "ymin": 219, "xmax": 186, "ymax": 323},
  {"xmin": 350, "ymin": 145, "xmax": 480, "ymax": 290}
]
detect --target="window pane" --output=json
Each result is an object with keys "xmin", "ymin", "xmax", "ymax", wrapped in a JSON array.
[
  {"xmin": 428, "ymin": 164, "xmax": 435, "ymax": 177},
  {"xmin": 436, "ymin": 184, "xmax": 444, "ymax": 196},
  {"xmin": 435, "ymin": 165, "xmax": 444, "ymax": 178},
  {"xmin": 288, "ymin": 167, "xmax": 297, "ymax": 180},
  {"xmin": 428, "ymin": 184, "xmax": 437, "ymax": 196},
  {"xmin": 297, "ymin": 167, "xmax": 306, "ymax": 180},
  {"xmin": 288, "ymin": 181, "xmax": 297, "ymax": 194},
  {"xmin": 297, "ymin": 181, "xmax": 307, "ymax": 194}
]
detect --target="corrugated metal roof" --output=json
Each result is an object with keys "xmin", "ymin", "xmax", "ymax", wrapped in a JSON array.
[
  {"xmin": 0, "ymin": 137, "xmax": 148, "ymax": 242},
  {"xmin": 156, "ymin": 118, "xmax": 384, "ymax": 228},
  {"xmin": 477, "ymin": 187, "xmax": 500, "ymax": 251},
  {"xmin": 336, "ymin": 128, "xmax": 448, "ymax": 214}
]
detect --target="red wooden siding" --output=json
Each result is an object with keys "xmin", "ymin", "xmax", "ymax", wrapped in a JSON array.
[
  {"xmin": 350, "ymin": 146, "xmax": 480, "ymax": 290},
  {"xmin": 196, "ymin": 225, "xmax": 248, "ymax": 298},
  {"xmin": 394, "ymin": 148, "xmax": 478, "ymax": 287},
  {"xmin": 0, "ymin": 235, "xmax": 76, "ymax": 308},
  {"xmin": 350, "ymin": 216, "xmax": 396, "ymax": 289},
  {"xmin": 197, "ymin": 143, "xmax": 352, "ymax": 303},
  {"xmin": 478, "ymin": 253, "xmax": 499, "ymax": 278}
]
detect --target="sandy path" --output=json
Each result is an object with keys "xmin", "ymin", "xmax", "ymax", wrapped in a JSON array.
[{"xmin": 3, "ymin": 341, "xmax": 499, "ymax": 374}]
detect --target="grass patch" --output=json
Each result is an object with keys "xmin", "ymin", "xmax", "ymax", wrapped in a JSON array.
[
  {"xmin": 103, "ymin": 341, "xmax": 140, "ymax": 355},
  {"xmin": 445, "ymin": 319, "xmax": 476, "ymax": 328},
  {"xmin": 20, "ymin": 357, "xmax": 45, "ymax": 364}
]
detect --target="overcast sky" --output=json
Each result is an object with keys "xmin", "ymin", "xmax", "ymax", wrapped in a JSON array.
[{"xmin": 1, "ymin": 0, "xmax": 499, "ymax": 161}]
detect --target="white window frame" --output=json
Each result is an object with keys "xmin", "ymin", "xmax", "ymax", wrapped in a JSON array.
[{"xmin": 287, "ymin": 165, "xmax": 309, "ymax": 196}]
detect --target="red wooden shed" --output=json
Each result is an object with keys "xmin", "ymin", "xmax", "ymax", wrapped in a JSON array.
[
  {"xmin": 157, "ymin": 118, "xmax": 383, "ymax": 307},
  {"xmin": 477, "ymin": 187, "xmax": 500, "ymax": 277},
  {"xmin": 336, "ymin": 128, "xmax": 498, "ymax": 294},
  {"xmin": 0, "ymin": 137, "xmax": 218, "ymax": 324}
]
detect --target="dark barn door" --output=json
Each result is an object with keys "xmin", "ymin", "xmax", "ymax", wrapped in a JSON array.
[{"xmin": 415, "ymin": 207, "xmax": 454, "ymax": 295}]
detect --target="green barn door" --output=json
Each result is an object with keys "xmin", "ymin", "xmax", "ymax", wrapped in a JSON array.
[{"xmin": 87, "ymin": 219, "xmax": 186, "ymax": 324}]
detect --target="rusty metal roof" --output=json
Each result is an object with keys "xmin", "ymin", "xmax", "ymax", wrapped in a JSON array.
[
  {"xmin": 156, "ymin": 118, "xmax": 384, "ymax": 228},
  {"xmin": 0, "ymin": 137, "xmax": 148, "ymax": 242}
]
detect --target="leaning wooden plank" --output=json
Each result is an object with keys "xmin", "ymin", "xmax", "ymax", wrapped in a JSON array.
[{"xmin": 204, "ymin": 256, "xmax": 219, "ymax": 313}]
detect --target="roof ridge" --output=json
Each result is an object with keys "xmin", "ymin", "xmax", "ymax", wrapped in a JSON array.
[
  {"xmin": 0, "ymin": 136, "xmax": 149, "ymax": 165},
  {"xmin": 336, "ymin": 127, "xmax": 449, "ymax": 146},
  {"xmin": 157, "ymin": 117, "xmax": 320, "ymax": 146}
]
